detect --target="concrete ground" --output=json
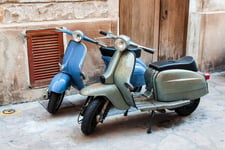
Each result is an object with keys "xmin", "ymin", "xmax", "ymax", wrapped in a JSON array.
[{"xmin": 0, "ymin": 73, "xmax": 225, "ymax": 150}]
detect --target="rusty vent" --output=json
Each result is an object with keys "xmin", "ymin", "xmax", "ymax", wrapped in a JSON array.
[{"xmin": 26, "ymin": 29, "xmax": 64, "ymax": 88}]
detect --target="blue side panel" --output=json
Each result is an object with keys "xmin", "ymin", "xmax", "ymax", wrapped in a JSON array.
[
  {"xmin": 102, "ymin": 56, "xmax": 111, "ymax": 71},
  {"xmin": 48, "ymin": 73, "xmax": 71, "ymax": 94},
  {"xmin": 62, "ymin": 40, "xmax": 86, "ymax": 90},
  {"xmin": 136, "ymin": 58, "xmax": 147, "ymax": 68},
  {"xmin": 130, "ymin": 62, "xmax": 147, "ymax": 87}
]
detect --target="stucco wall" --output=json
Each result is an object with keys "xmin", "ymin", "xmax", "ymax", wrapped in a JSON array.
[
  {"xmin": 0, "ymin": 0, "xmax": 118, "ymax": 105},
  {"xmin": 187, "ymin": 0, "xmax": 225, "ymax": 71},
  {"xmin": 0, "ymin": 0, "xmax": 117, "ymax": 23}
]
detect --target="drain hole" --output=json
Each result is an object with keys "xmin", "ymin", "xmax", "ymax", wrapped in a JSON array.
[{"xmin": 2, "ymin": 109, "xmax": 16, "ymax": 114}]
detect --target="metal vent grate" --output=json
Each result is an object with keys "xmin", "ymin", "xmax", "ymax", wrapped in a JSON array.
[{"xmin": 26, "ymin": 29, "xmax": 64, "ymax": 88}]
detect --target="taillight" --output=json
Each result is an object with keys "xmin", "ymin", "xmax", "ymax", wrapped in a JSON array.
[{"xmin": 204, "ymin": 72, "xmax": 210, "ymax": 80}]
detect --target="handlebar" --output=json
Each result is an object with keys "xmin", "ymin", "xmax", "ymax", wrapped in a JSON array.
[
  {"xmin": 98, "ymin": 30, "xmax": 117, "ymax": 39},
  {"xmin": 56, "ymin": 28, "xmax": 154, "ymax": 54},
  {"xmin": 56, "ymin": 28, "xmax": 106, "ymax": 47},
  {"xmin": 57, "ymin": 28, "xmax": 73, "ymax": 35},
  {"xmin": 99, "ymin": 30, "xmax": 155, "ymax": 54},
  {"xmin": 99, "ymin": 31, "xmax": 107, "ymax": 36},
  {"xmin": 143, "ymin": 48, "xmax": 154, "ymax": 54},
  {"xmin": 137, "ymin": 45, "xmax": 155, "ymax": 54}
]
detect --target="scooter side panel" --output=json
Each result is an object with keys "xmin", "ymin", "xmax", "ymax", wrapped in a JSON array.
[
  {"xmin": 62, "ymin": 41, "xmax": 87, "ymax": 90},
  {"xmin": 130, "ymin": 63, "xmax": 146, "ymax": 87},
  {"xmin": 48, "ymin": 73, "xmax": 71, "ymax": 94},
  {"xmin": 80, "ymin": 83, "xmax": 130, "ymax": 110},
  {"xmin": 114, "ymin": 51, "xmax": 136, "ymax": 107},
  {"xmin": 102, "ymin": 56, "xmax": 146, "ymax": 87},
  {"xmin": 154, "ymin": 69, "xmax": 208, "ymax": 101},
  {"xmin": 136, "ymin": 58, "xmax": 147, "ymax": 68},
  {"xmin": 102, "ymin": 51, "xmax": 122, "ymax": 84},
  {"xmin": 101, "ymin": 56, "xmax": 111, "ymax": 71}
]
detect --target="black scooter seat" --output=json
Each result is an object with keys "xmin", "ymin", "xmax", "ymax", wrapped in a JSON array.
[
  {"xmin": 100, "ymin": 47, "xmax": 141, "ymax": 58},
  {"xmin": 149, "ymin": 56, "xmax": 198, "ymax": 72}
]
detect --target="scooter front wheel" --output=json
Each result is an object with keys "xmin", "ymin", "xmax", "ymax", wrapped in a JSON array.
[
  {"xmin": 175, "ymin": 98, "xmax": 200, "ymax": 116},
  {"xmin": 81, "ymin": 98, "xmax": 109, "ymax": 135},
  {"xmin": 47, "ymin": 92, "xmax": 65, "ymax": 114}
]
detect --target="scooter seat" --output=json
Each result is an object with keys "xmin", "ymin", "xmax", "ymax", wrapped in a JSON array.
[
  {"xmin": 100, "ymin": 47, "xmax": 141, "ymax": 58},
  {"xmin": 149, "ymin": 56, "xmax": 198, "ymax": 72}
]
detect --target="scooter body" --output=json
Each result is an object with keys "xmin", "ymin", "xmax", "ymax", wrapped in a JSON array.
[
  {"xmin": 47, "ymin": 29, "xmax": 89, "ymax": 114},
  {"xmin": 47, "ymin": 29, "xmax": 110, "ymax": 114},
  {"xmin": 100, "ymin": 47, "xmax": 147, "ymax": 88},
  {"xmin": 80, "ymin": 50, "xmax": 136, "ymax": 110},
  {"xmin": 48, "ymin": 40, "xmax": 86, "ymax": 93},
  {"xmin": 79, "ymin": 33, "xmax": 210, "ymax": 135}
]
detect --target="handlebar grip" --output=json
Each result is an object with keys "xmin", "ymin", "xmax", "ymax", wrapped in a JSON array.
[
  {"xmin": 143, "ymin": 48, "xmax": 154, "ymax": 54},
  {"xmin": 99, "ymin": 31, "xmax": 107, "ymax": 36}
]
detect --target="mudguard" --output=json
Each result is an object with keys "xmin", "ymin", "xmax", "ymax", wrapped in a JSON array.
[
  {"xmin": 80, "ymin": 83, "xmax": 130, "ymax": 110},
  {"xmin": 48, "ymin": 73, "xmax": 71, "ymax": 94}
]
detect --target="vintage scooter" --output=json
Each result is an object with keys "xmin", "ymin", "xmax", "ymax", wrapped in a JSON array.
[
  {"xmin": 78, "ymin": 31, "xmax": 210, "ymax": 135},
  {"xmin": 47, "ymin": 28, "xmax": 105, "ymax": 114},
  {"xmin": 47, "ymin": 29, "xmax": 147, "ymax": 114}
]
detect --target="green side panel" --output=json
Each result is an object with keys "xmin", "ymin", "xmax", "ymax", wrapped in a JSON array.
[
  {"xmin": 114, "ymin": 51, "xmax": 136, "ymax": 107},
  {"xmin": 102, "ymin": 51, "xmax": 122, "ymax": 84},
  {"xmin": 80, "ymin": 83, "xmax": 129, "ymax": 110},
  {"xmin": 154, "ymin": 69, "xmax": 209, "ymax": 101}
]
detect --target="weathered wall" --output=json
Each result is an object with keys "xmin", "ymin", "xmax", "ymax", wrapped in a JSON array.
[
  {"xmin": 0, "ymin": 0, "xmax": 117, "ymax": 23},
  {"xmin": 0, "ymin": 0, "xmax": 119, "ymax": 105},
  {"xmin": 187, "ymin": 0, "xmax": 225, "ymax": 72}
]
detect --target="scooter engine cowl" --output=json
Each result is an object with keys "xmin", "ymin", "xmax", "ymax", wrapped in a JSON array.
[{"xmin": 145, "ymin": 68, "xmax": 209, "ymax": 102}]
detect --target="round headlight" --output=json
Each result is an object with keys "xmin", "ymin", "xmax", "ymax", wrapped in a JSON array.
[
  {"xmin": 72, "ymin": 30, "xmax": 84, "ymax": 42},
  {"xmin": 114, "ymin": 36, "xmax": 129, "ymax": 51}
]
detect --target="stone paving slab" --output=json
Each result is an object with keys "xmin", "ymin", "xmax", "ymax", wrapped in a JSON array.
[{"xmin": 0, "ymin": 73, "xmax": 225, "ymax": 150}]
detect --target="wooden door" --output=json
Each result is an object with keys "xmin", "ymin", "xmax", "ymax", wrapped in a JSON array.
[
  {"xmin": 119, "ymin": 0, "xmax": 158, "ymax": 63},
  {"xmin": 119, "ymin": 0, "xmax": 189, "ymax": 61},
  {"xmin": 158, "ymin": 0, "xmax": 189, "ymax": 60}
]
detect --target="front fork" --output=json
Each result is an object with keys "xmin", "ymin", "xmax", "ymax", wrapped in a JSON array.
[
  {"xmin": 98, "ymin": 100, "xmax": 110, "ymax": 123},
  {"xmin": 77, "ymin": 96, "xmax": 110, "ymax": 124}
]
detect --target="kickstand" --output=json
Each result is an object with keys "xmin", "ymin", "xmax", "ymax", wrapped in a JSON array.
[
  {"xmin": 147, "ymin": 110, "xmax": 155, "ymax": 134},
  {"xmin": 124, "ymin": 109, "xmax": 129, "ymax": 116}
]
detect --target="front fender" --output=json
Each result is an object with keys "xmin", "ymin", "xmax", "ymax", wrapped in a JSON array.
[
  {"xmin": 80, "ymin": 83, "xmax": 129, "ymax": 110},
  {"xmin": 48, "ymin": 73, "xmax": 71, "ymax": 94}
]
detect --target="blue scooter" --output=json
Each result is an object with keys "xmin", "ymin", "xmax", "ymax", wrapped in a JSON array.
[
  {"xmin": 47, "ymin": 29, "xmax": 147, "ymax": 114},
  {"xmin": 47, "ymin": 29, "xmax": 105, "ymax": 114}
]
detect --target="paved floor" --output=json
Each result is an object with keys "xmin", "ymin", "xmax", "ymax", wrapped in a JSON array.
[{"xmin": 0, "ymin": 73, "xmax": 225, "ymax": 150}]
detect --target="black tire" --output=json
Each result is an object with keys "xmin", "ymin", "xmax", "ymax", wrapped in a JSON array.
[
  {"xmin": 133, "ymin": 86, "xmax": 142, "ymax": 92},
  {"xmin": 175, "ymin": 98, "xmax": 200, "ymax": 116},
  {"xmin": 47, "ymin": 92, "xmax": 65, "ymax": 114},
  {"xmin": 81, "ymin": 98, "xmax": 108, "ymax": 135}
]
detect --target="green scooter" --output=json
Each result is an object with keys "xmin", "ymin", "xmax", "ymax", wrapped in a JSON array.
[{"xmin": 78, "ymin": 31, "xmax": 210, "ymax": 135}]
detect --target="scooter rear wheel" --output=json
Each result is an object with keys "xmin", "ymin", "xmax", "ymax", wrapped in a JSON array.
[
  {"xmin": 81, "ymin": 98, "xmax": 108, "ymax": 135},
  {"xmin": 175, "ymin": 98, "xmax": 200, "ymax": 116},
  {"xmin": 47, "ymin": 92, "xmax": 65, "ymax": 114}
]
